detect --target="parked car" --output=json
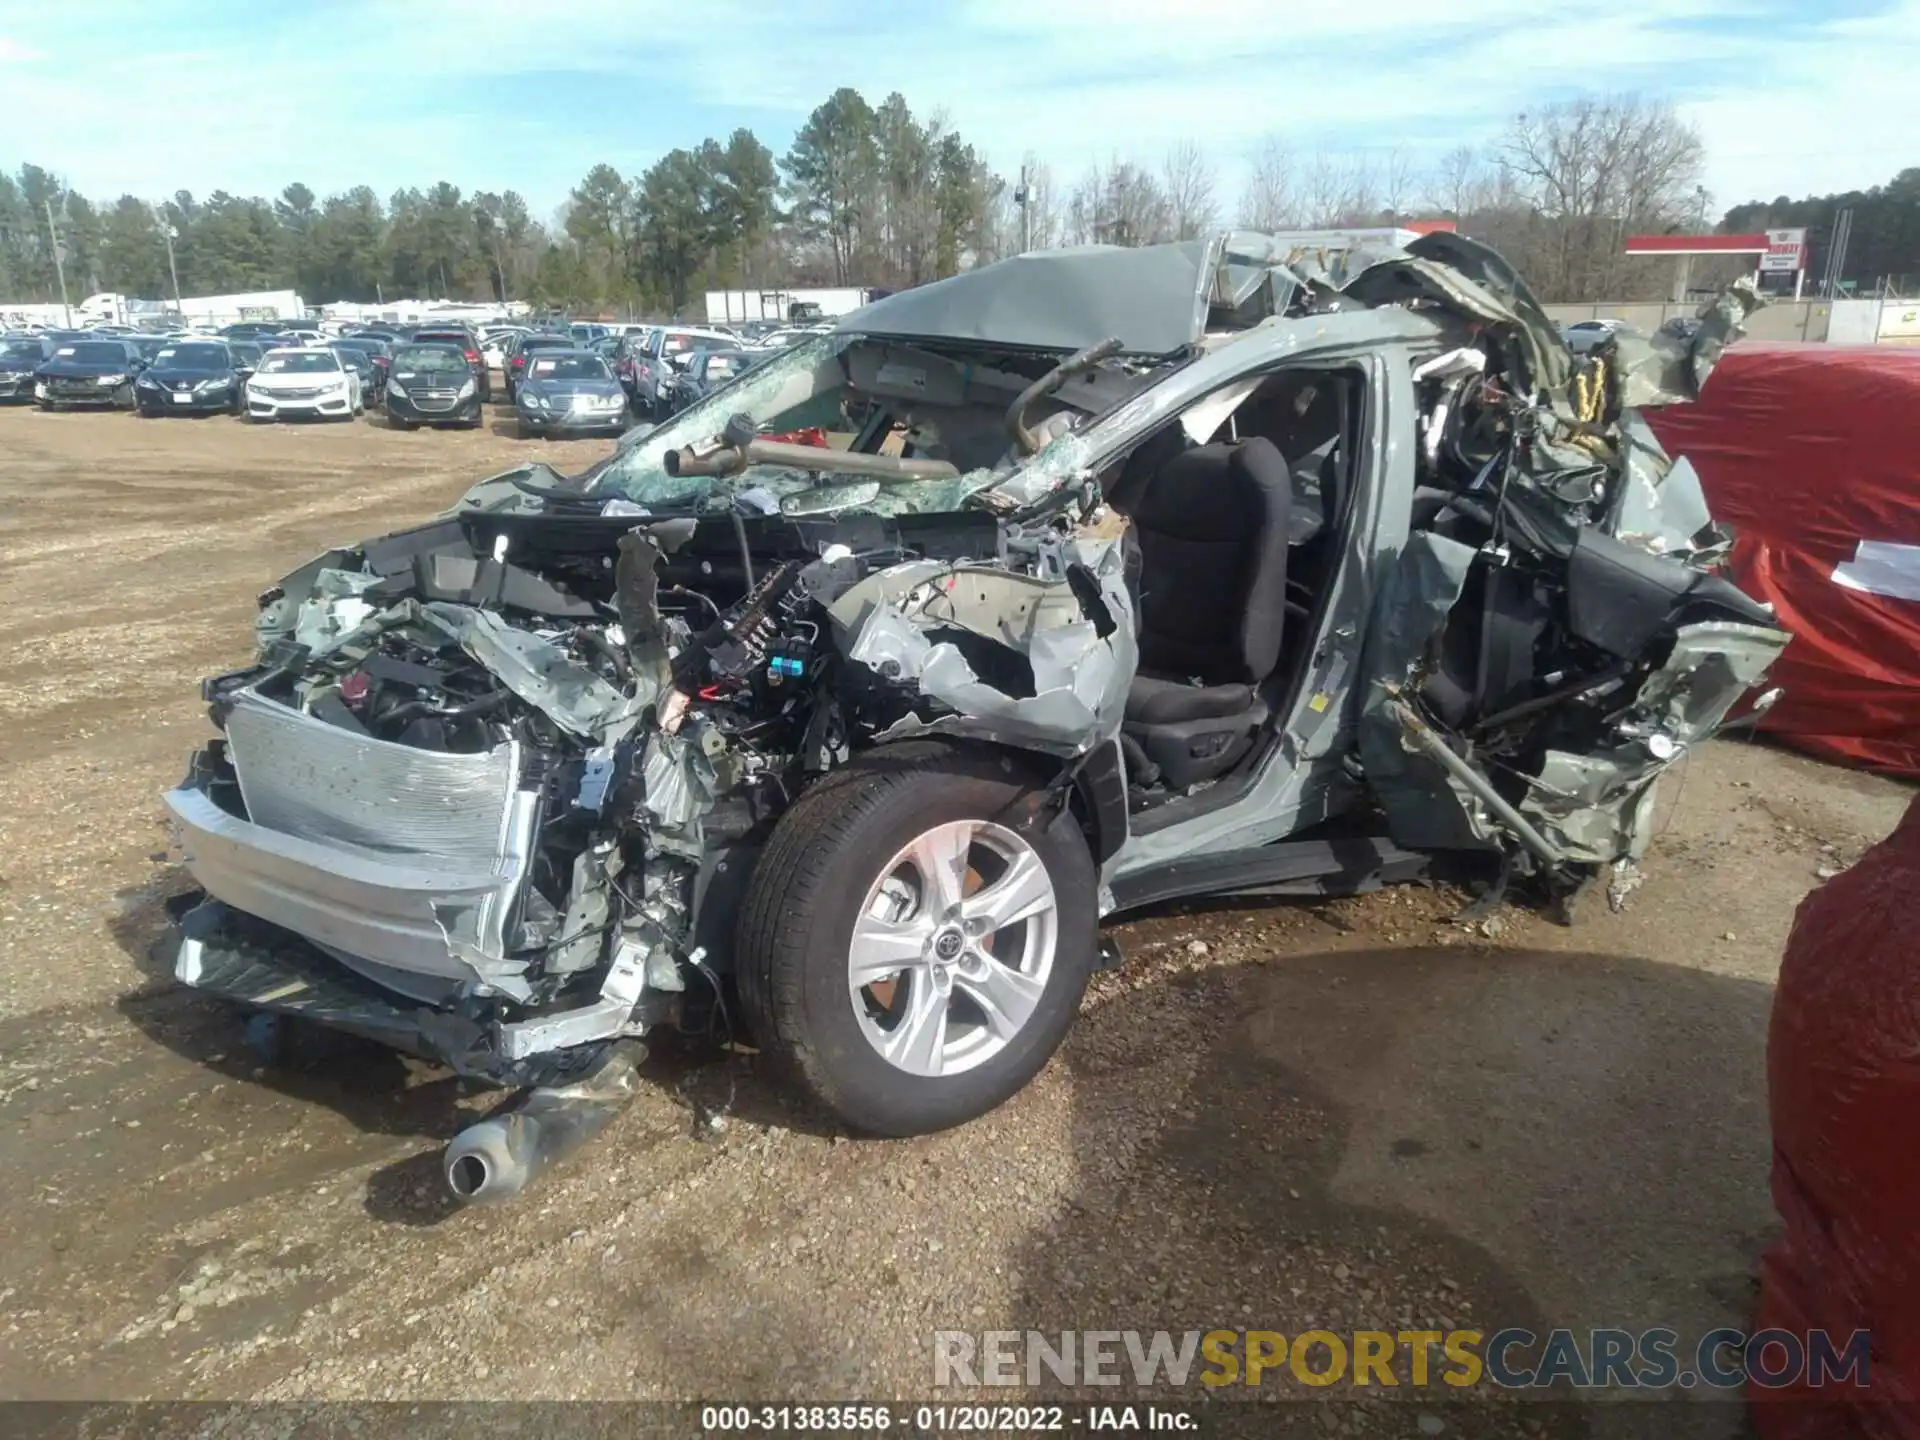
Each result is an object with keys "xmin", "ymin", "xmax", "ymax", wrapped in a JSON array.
[
  {"xmin": 226, "ymin": 340, "xmax": 266, "ymax": 375},
  {"xmin": 243, "ymin": 346, "xmax": 362, "ymax": 422},
  {"xmin": 408, "ymin": 325, "xmax": 492, "ymax": 403},
  {"xmin": 34, "ymin": 337, "xmax": 147, "ymax": 410},
  {"xmin": 158, "ymin": 233, "xmax": 1781, "ymax": 1206},
  {"xmin": 479, "ymin": 327, "xmax": 527, "ymax": 373},
  {"xmin": 383, "ymin": 342, "xmax": 484, "ymax": 430},
  {"xmin": 513, "ymin": 348, "xmax": 630, "ymax": 438},
  {"xmin": 334, "ymin": 336, "xmax": 391, "ymax": 397},
  {"xmin": 133, "ymin": 340, "xmax": 247, "ymax": 416},
  {"xmin": 328, "ymin": 341, "xmax": 382, "ymax": 404},
  {"xmin": 0, "ymin": 334, "xmax": 52, "ymax": 402},
  {"xmin": 220, "ymin": 321, "xmax": 291, "ymax": 341},
  {"xmin": 658, "ymin": 345, "xmax": 752, "ymax": 416},
  {"xmin": 608, "ymin": 333, "xmax": 666, "ymax": 412},
  {"xmin": 1561, "ymin": 318, "xmax": 1645, "ymax": 354},
  {"xmin": 503, "ymin": 332, "xmax": 578, "ymax": 402},
  {"xmin": 623, "ymin": 326, "xmax": 736, "ymax": 416},
  {"xmin": 568, "ymin": 322, "xmax": 610, "ymax": 346}
]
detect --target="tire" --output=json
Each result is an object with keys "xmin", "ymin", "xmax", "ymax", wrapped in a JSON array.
[
  {"xmin": 37, "ymin": 400, "xmax": 54, "ymax": 412},
  {"xmin": 515, "ymin": 421, "xmax": 531, "ymax": 440},
  {"xmin": 395, "ymin": 419, "xmax": 417, "ymax": 432},
  {"xmin": 736, "ymin": 748, "xmax": 1096, "ymax": 1136}
]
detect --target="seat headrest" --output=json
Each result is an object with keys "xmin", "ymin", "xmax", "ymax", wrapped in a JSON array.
[{"xmin": 1130, "ymin": 437, "xmax": 1292, "ymax": 539}]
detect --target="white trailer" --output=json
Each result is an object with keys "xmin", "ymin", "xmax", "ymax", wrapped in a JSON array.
[{"xmin": 705, "ymin": 287, "xmax": 872, "ymax": 325}]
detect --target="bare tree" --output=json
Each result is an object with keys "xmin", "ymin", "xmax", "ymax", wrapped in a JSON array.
[
  {"xmin": 1379, "ymin": 148, "xmax": 1419, "ymax": 221},
  {"xmin": 1497, "ymin": 94, "xmax": 1705, "ymax": 301},
  {"xmin": 1427, "ymin": 144, "xmax": 1490, "ymax": 218},
  {"xmin": 1296, "ymin": 151, "xmax": 1383, "ymax": 226},
  {"xmin": 1067, "ymin": 158, "xmax": 1172, "ymax": 246},
  {"xmin": 1239, "ymin": 135, "xmax": 1298, "ymax": 229},
  {"xmin": 1162, "ymin": 140, "xmax": 1218, "ymax": 241}
]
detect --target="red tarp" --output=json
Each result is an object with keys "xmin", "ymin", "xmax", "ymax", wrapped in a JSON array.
[
  {"xmin": 1646, "ymin": 344, "xmax": 1920, "ymax": 776},
  {"xmin": 1756, "ymin": 793, "xmax": 1920, "ymax": 1436}
]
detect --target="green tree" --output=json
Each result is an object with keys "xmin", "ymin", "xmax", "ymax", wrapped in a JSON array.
[
  {"xmin": 638, "ymin": 147, "xmax": 718, "ymax": 312},
  {"xmin": 783, "ymin": 87, "xmax": 879, "ymax": 283},
  {"xmin": 306, "ymin": 187, "xmax": 385, "ymax": 301},
  {"xmin": 713, "ymin": 128, "xmax": 778, "ymax": 285},
  {"xmin": 99, "ymin": 195, "xmax": 168, "ymax": 297}
]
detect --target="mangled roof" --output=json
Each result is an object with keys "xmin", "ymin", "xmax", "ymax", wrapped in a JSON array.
[
  {"xmin": 832, "ymin": 228, "xmax": 1578, "ymax": 364},
  {"xmin": 837, "ymin": 240, "xmax": 1218, "ymax": 357}
]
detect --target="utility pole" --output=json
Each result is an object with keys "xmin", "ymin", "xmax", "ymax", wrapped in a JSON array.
[
  {"xmin": 163, "ymin": 223, "xmax": 183, "ymax": 314},
  {"xmin": 1015, "ymin": 164, "xmax": 1031, "ymax": 254},
  {"xmin": 44, "ymin": 199, "xmax": 71, "ymax": 327}
]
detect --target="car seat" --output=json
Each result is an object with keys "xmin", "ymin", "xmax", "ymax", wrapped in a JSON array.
[{"xmin": 1122, "ymin": 437, "xmax": 1294, "ymax": 788}]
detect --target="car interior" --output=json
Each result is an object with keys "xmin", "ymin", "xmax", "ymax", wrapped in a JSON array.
[{"xmin": 1097, "ymin": 366, "xmax": 1364, "ymax": 808}]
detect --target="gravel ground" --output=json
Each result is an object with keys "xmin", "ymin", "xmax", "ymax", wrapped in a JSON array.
[{"xmin": 0, "ymin": 404, "xmax": 1910, "ymax": 1437}]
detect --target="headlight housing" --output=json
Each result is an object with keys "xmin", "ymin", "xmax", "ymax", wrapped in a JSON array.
[
  {"xmin": 522, "ymin": 391, "xmax": 546, "ymax": 409},
  {"xmin": 196, "ymin": 377, "xmax": 228, "ymax": 392},
  {"xmin": 386, "ymin": 380, "xmax": 408, "ymax": 399},
  {"xmin": 458, "ymin": 377, "xmax": 476, "ymax": 398},
  {"xmin": 98, "ymin": 372, "xmax": 127, "ymax": 386},
  {"xmin": 136, "ymin": 373, "xmax": 159, "ymax": 388}
]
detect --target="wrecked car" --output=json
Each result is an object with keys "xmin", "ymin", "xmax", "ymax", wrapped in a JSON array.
[{"xmin": 161, "ymin": 230, "xmax": 1785, "ymax": 1203}]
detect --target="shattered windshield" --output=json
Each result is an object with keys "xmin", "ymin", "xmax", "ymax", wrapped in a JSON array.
[{"xmin": 586, "ymin": 333, "xmax": 1093, "ymax": 517}]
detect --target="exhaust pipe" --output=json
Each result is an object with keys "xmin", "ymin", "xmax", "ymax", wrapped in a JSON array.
[{"xmin": 444, "ymin": 1046, "xmax": 640, "ymax": 1206}]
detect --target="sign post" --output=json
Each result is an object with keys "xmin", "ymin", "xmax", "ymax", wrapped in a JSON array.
[{"xmin": 1761, "ymin": 228, "xmax": 1809, "ymax": 300}]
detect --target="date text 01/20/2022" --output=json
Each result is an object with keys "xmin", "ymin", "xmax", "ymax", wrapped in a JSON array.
[{"xmin": 699, "ymin": 1403, "xmax": 1198, "ymax": 1431}]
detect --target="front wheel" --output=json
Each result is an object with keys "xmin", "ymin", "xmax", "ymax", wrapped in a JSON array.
[{"xmin": 736, "ymin": 750, "xmax": 1096, "ymax": 1136}]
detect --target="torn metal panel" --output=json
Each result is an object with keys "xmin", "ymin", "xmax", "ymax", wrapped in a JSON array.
[
  {"xmin": 548, "ymin": 848, "xmax": 614, "ymax": 976},
  {"xmin": 833, "ymin": 542, "xmax": 1137, "ymax": 755},
  {"xmin": 1509, "ymin": 623, "xmax": 1788, "ymax": 864},
  {"xmin": 274, "ymin": 567, "xmax": 385, "ymax": 658},
  {"xmin": 1631, "ymin": 621, "xmax": 1791, "ymax": 744},
  {"xmin": 1356, "ymin": 532, "xmax": 1494, "ymax": 851},
  {"xmin": 641, "ymin": 729, "xmax": 719, "ymax": 857},
  {"xmin": 1611, "ymin": 278, "xmax": 1764, "ymax": 409},
  {"xmin": 1607, "ymin": 410, "xmax": 1718, "ymax": 559},
  {"xmin": 1515, "ymin": 750, "xmax": 1662, "ymax": 865},
  {"xmin": 419, "ymin": 601, "xmax": 652, "ymax": 743}
]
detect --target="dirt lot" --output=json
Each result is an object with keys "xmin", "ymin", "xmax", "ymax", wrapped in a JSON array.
[{"xmin": 0, "ymin": 403, "xmax": 1910, "ymax": 1435}]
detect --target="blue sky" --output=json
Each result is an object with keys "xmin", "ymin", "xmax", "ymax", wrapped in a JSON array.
[{"xmin": 1, "ymin": 0, "xmax": 1909, "ymax": 220}]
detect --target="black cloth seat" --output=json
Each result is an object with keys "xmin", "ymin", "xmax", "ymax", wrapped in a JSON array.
[{"xmin": 1121, "ymin": 437, "xmax": 1294, "ymax": 787}]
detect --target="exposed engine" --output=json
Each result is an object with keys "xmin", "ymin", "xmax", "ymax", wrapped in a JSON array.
[{"xmin": 187, "ymin": 495, "xmax": 1051, "ymax": 1081}]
